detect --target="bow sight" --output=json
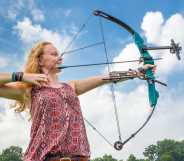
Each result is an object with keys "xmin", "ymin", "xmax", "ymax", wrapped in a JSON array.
[{"xmin": 143, "ymin": 39, "xmax": 182, "ymax": 60}]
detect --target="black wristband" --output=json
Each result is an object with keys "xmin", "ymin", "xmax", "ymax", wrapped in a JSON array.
[{"xmin": 12, "ymin": 72, "xmax": 24, "ymax": 81}]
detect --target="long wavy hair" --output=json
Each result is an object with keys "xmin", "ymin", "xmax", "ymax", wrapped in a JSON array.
[{"xmin": 12, "ymin": 41, "xmax": 52, "ymax": 119}]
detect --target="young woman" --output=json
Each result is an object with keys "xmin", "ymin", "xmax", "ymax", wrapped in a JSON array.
[{"xmin": 0, "ymin": 42, "xmax": 154, "ymax": 161}]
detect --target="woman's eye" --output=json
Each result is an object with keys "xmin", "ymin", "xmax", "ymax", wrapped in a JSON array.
[{"xmin": 51, "ymin": 53, "xmax": 58, "ymax": 56}]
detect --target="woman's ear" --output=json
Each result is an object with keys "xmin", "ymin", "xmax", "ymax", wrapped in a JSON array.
[{"xmin": 38, "ymin": 55, "xmax": 44, "ymax": 67}]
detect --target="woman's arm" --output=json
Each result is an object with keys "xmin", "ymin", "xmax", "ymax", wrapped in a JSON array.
[
  {"xmin": 69, "ymin": 64, "xmax": 156, "ymax": 96},
  {"xmin": 0, "ymin": 72, "xmax": 48, "ymax": 101},
  {"xmin": 0, "ymin": 73, "xmax": 13, "ymax": 85},
  {"xmin": 0, "ymin": 83, "xmax": 27, "ymax": 101},
  {"xmin": 69, "ymin": 74, "xmax": 113, "ymax": 96},
  {"xmin": 0, "ymin": 73, "xmax": 28, "ymax": 101}
]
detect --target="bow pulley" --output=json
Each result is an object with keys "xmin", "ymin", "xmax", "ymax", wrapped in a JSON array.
[{"xmin": 114, "ymin": 141, "xmax": 124, "ymax": 150}]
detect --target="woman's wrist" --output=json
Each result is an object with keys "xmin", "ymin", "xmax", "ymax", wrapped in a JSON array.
[
  {"xmin": 12, "ymin": 72, "xmax": 24, "ymax": 82},
  {"xmin": 102, "ymin": 71, "xmax": 135, "ymax": 83}
]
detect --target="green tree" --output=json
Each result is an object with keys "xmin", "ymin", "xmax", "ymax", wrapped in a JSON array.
[
  {"xmin": 143, "ymin": 144, "xmax": 158, "ymax": 161},
  {"xmin": 92, "ymin": 154, "xmax": 118, "ymax": 161},
  {"xmin": 143, "ymin": 139, "xmax": 184, "ymax": 161},
  {"xmin": 126, "ymin": 154, "xmax": 147, "ymax": 161},
  {"xmin": 159, "ymin": 153, "xmax": 174, "ymax": 161},
  {"xmin": 0, "ymin": 146, "xmax": 23, "ymax": 161},
  {"xmin": 127, "ymin": 154, "xmax": 137, "ymax": 161}
]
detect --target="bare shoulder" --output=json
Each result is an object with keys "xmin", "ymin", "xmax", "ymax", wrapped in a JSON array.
[{"xmin": 66, "ymin": 80, "xmax": 77, "ymax": 92}]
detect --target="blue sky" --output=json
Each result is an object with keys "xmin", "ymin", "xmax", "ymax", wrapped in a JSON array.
[{"xmin": 0, "ymin": 0, "xmax": 184, "ymax": 160}]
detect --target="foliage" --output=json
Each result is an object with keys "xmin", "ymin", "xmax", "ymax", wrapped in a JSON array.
[
  {"xmin": 91, "ymin": 154, "xmax": 119, "ymax": 161},
  {"xmin": 143, "ymin": 139, "xmax": 184, "ymax": 161},
  {"xmin": 0, "ymin": 146, "xmax": 23, "ymax": 161}
]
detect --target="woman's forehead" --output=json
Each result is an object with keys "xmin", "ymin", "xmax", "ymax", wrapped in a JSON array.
[{"xmin": 43, "ymin": 44, "xmax": 57, "ymax": 53}]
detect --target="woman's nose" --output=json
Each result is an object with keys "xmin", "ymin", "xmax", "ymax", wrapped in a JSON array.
[{"xmin": 57, "ymin": 56, "xmax": 63, "ymax": 63}]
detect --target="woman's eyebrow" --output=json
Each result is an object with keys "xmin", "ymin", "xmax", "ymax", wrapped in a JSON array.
[{"xmin": 50, "ymin": 51, "xmax": 59, "ymax": 55}]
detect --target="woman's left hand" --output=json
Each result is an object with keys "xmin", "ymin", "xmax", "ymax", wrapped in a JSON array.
[
  {"xmin": 142, "ymin": 64, "xmax": 156, "ymax": 72},
  {"xmin": 137, "ymin": 64, "xmax": 157, "ymax": 78},
  {"xmin": 126, "ymin": 64, "xmax": 156, "ymax": 78}
]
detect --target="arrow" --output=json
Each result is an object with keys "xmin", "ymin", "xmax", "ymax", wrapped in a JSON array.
[{"xmin": 57, "ymin": 58, "xmax": 162, "ymax": 69}]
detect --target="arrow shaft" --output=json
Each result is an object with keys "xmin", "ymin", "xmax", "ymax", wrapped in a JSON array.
[{"xmin": 58, "ymin": 58, "xmax": 162, "ymax": 69}]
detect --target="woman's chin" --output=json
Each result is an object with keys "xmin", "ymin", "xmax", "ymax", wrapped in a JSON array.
[{"xmin": 56, "ymin": 68, "xmax": 62, "ymax": 73}]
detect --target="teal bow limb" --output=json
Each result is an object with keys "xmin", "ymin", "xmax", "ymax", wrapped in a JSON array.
[{"xmin": 133, "ymin": 32, "xmax": 159, "ymax": 107}]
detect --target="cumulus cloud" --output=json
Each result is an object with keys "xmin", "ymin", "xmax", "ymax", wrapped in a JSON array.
[
  {"xmin": 0, "ymin": 55, "xmax": 10, "ymax": 68},
  {"xmin": 0, "ymin": 99, "xmax": 31, "ymax": 153},
  {"xmin": 2, "ymin": 0, "xmax": 24, "ymax": 20},
  {"xmin": 27, "ymin": 0, "xmax": 45, "ymax": 22},
  {"xmin": 0, "ymin": 0, "xmax": 44, "ymax": 22},
  {"xmin": 31, "ymin": 8, "xmax": 45, "ymax": 22},
  {"xmin": 110, "ymin": 43, "xmax": 141, "ymax": 72},
  {"xmin": 111, "ymin": 11, "xmax": 184, "ymax": 80},
  {"xmin": 14, "ymin": 17, "xmax": 72, "ymax": 54},
  {"xmin": 141, "ymin": 12, "xmax": 184, "ymax": 77},
  {"xmin": 141, "ymin": 12, "xmax": 164, "ymax": 44}
]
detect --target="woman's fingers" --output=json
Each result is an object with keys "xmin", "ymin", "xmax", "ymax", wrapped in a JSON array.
[
  {"xmin": 142, "ymin": 64, "xmax": 156, "ymax": 70},
  {"xmin": 136, "ymin": 64, "xmax": 157, "ymax": 78},
  {"xmin": 37, "ymin": 77, "xmax": 48, "ymax": 82},
  {"xmin": 36, "ymin": 74, "xmax": 49, "ymax": 86}
]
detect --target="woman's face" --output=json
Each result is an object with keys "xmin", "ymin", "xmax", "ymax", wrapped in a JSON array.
[{"xmin": 39, "ymin": 44, "xmax": 63, "ymax": 74}]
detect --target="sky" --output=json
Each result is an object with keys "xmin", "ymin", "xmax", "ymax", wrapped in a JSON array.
[{"xmin": 0, "ymin": 0, "xmax": 184, "ymax": 160}]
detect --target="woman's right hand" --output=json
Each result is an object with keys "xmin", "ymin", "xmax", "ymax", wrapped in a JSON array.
[{"xmin": 22, "ymin": 73, "xmax": 49, "ymax": 86}]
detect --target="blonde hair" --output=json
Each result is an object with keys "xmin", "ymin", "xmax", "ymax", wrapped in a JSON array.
[{"xmin": 12, "ymin": 41, "xmax": 52, "ymax": 119}]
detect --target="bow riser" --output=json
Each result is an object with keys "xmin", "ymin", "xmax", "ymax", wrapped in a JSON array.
[{"xmin": 133, "ymin": 32, "xmax": 159, "ymax": 107}]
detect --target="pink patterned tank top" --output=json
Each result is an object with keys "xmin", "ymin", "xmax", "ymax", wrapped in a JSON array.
[{"xmin": 23, "ymin": 83, "xmax": 90, "ymax": 161}]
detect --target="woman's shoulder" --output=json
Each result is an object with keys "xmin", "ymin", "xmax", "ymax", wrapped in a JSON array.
[{"xmin": 62, "ymin": 81, "xmax": 76, "ymax": 93}]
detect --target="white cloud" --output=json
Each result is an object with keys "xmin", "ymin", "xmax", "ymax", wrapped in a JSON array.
[
  {"xmin": 6, "ymin": 0, "xmax": 24, "ymax": 20},
  {"xmin": 141, "ymin": 12, "xmax": 184, "ymax": 77},
  {"xmin": 110, "ymin": 11, "xmax": 184, "ymax": 80},
  {"xmin": 141, "ymin": 12, "xmax": 164, "ymax": 44},
  {"xmin": 0, "ymin": 0, "xmax": 44, "ymax": 22},
  {"xmin": 14, "ymin": 17, "xmax": 72, "ymax": 54},
  {"xmin": 110, "ymin": 43, "xmax": 141, "ymax": 72},
  {"xmin": 31, "ymin": 8, "xmax": 45, "ymax": 22},
  {"xmin": 0, "ymin": 55, "xmax": 10, "ymax": 68},
  {"xmin": 27, "ymin": 0, "xmax": 45, "ymax": 22},
  {"xmin": 0, "ymin": 99, "xmax": 31, "ymax": 153}
]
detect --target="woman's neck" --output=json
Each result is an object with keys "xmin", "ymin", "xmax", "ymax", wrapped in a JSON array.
[{"xmin": 42, "ymin": 70, "xmax": 59, "ymax": 85}]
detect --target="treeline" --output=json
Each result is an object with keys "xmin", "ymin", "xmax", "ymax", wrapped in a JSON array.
[{"xmin": 0, "ymin": 139, "xmax": 184, "ymax": 161}]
